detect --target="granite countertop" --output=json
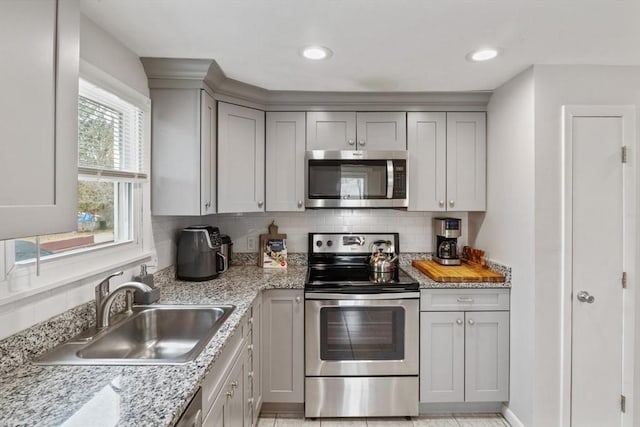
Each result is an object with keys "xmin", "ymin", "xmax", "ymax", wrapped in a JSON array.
[
  {"xmin": 0, "ymin": 266, "xmax": 306, "ymax": 427},
  {"xmin": 0, "ymin": 261, "xmax": 509, "ymax": 427}
]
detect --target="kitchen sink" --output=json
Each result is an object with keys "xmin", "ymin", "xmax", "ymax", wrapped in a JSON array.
[{"xmin": 35, "ymin": 305, "xmax": 235, "ymax": 365}]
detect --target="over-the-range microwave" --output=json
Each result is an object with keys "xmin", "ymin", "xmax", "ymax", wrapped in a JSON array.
[{"xmin": 305, "ymin": 150, "xmax": 408, "ymax": 209}]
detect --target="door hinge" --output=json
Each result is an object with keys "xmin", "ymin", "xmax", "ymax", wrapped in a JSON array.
[
  {"xmin": 622, "ymin": 272, "xmax": 627, "ymax": 289},
  {"xmin": 622, "ymin": 146, "xmax": 628, "ymax": 163},
  {"xmin": 621, "ymin": 394, "xmax": 626, "ymax": 413}
]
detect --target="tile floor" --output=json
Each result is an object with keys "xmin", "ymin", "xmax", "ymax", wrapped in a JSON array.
[{"xmin": 258, "ymin": 413, "xmax": 511, "ymax": 427}]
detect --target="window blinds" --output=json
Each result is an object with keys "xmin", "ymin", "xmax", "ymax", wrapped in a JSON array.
[{"xmin": 78, "ymin": 79, "xmax": 147, "ymax": 180}]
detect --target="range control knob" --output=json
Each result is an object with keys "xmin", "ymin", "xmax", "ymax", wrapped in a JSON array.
[
  {"xmin": 316, "ymin": 240, "xmax": 323, "ymax": 247},
  {"xmin": 327, "ymin": 240, "xmax": 333, "ymax": 247}
]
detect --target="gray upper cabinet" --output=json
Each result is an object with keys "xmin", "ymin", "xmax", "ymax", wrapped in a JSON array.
[
  {"xmin": 150, "ymin": 88, "xmax": 216, "ymax": 216},
  {"xmin": 407, "ymin": 112, "xmax": 447, "ymax": 211},
  {"xmin": 266, "ymin": 112, "xmax": 306, "ymax": 212},
  {"xmin": 306, "ymin": 112, "xmax": 356, "ymax": 150},
  {"xmin": 408, "ymin": 112, "xmax": 486, "ymax": 212},
  {"xmin": 307, "ymin": 112, "xmax": 406, "ymax": 151},
  {"xmin": 217, "ymin": 102, "xmax": 265, "ymax": 213},
  {"xmin": 0, "ymin": 0, "xmax": 79, "ymax": 239},
  {"xmin": 355, "ymin": 112, "xmax": 407, "ymax": 150},
  {"xmin": 446, "ymin": 112, "xmax": 486, "ymax": 211}
]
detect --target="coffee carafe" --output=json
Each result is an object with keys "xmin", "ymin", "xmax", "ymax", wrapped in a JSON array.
[{"xmin": 433, "ymin": 218, "xmax": 461, "ymax": 265}]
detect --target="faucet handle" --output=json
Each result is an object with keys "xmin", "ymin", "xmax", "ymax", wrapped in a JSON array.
[{"xmin": 95, "ymin": 271, "xmax": 124, "ymax": 299}]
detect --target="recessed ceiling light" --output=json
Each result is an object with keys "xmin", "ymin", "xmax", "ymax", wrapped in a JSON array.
[
  {"xmin": 302, "ymin": 46, "xmax": 333, "ymax": 60},
  {"xmin": 467, "ymin": 48, "xmax": 499, "ymax": 62}
]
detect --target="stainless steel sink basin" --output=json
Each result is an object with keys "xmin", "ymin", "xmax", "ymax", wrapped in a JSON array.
[{"xmin": 35, "ymin": 305, "xmax": 235, "ymax": 365}]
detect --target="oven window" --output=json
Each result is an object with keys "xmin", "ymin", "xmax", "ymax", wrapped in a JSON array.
[{"xmin": 320, "ymin": 306, "xmax": 405, "ymax": 360}]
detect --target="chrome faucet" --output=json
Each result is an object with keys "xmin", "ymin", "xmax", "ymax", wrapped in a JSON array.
[{"xmin": 96, "ymin": 281, "xmax": 153, "ymax": 330}]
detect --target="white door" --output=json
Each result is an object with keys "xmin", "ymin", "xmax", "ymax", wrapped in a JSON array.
[
  {"xmin": 356, "ymin": 112, "xmax": 407, "ymax": 150},
  {"xmin": 566, "ymin": 106, "xmax": 634, "ymax": 426},
  {"xmin": 200, "ymin": 90, "xmax": 216, "ymax": 214},
  {"xmin": 306, "ymin": 111, "xmax": 356, "ymax": 150}
]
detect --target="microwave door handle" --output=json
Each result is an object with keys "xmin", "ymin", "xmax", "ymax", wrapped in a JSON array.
[{"xmin": 386, "ymin": 160, "xmax": 394, "ymax": 199}]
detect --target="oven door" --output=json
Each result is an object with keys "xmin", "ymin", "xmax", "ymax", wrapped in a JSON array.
[{"xmin": 305, "ymin": 293, "xmax": 419, "ymax": 376}]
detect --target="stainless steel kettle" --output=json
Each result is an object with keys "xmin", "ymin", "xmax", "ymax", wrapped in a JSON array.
[{"xmin": 369, "ymin": 240, "xmax": 398, "ymax": 283}]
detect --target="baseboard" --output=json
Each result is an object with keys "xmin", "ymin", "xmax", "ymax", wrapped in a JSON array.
[
  {"xmin": 260, "ymin": 402, "xmax": 304, "ymax": 416},
  {"xmin": 502, "ymin": 404, "xmax": 525, "ymax": 427},
  {"xmin": 419, "ymin": 402, "xmax": 503, "ymax": 414}
]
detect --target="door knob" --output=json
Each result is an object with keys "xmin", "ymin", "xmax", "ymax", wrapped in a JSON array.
[{"xmin": 576, "ymin": 291, "xmax": 595, "ymax": 303}]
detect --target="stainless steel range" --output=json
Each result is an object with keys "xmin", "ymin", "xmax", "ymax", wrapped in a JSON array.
[{"xmin": 304, "ymin": 232, "xmax": 419, "ymax": 418}]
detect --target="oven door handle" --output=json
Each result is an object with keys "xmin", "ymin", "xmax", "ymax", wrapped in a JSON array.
[{"xmin": 305, "ymin": 292, "xmax": 419, "ymax": 300}]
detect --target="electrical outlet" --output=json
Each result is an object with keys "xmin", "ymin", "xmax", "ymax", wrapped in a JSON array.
[{"xmin": 247, "ymin": 237, "xmax": 257, "ymax": 251}]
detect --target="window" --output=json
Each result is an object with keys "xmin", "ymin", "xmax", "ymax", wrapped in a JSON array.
[{"xmin": 12, "ymin": 79, "xmax": 147, "ymax": 263}]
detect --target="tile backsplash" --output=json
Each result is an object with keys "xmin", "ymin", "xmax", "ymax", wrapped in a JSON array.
[{"xmin": 199, "ymin": 210, "xmax": 469, "ymax": 253}]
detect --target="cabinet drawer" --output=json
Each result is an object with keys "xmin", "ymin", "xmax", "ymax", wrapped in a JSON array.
[{"xmin": 420, "ymin": 289, "xmax": 509, "ymax": 311}]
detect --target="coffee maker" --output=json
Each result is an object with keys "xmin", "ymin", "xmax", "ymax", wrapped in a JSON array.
[{"xmin": 433, "ymin": 217, "xmax": 461, "ymax": 265}]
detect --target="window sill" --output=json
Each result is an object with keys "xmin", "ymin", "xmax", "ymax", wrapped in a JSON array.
[{"xmin": 0, "ymin": 243, "xmax": 154, "ymax": 309}]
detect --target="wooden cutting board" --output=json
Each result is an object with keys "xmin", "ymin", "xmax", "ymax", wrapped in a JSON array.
[{"xmin": 412, "ymin": 260, "xmax": 505, "ymax": 283}]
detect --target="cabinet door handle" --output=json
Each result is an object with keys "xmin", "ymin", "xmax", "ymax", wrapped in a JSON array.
[
  {"xmin": 248, "ymin": 371, "xmax": 254, "ymax": 378},
  {"xmin": 456, "ymin": 319, "xmax": 463, "ymax": 325},
  {"xmin": 449, "ymin": 200, "xmax": 455, "ymax": 207},
  {"xmin": 439, "ymin": 200, "xmax": 444, "ymax": 207},
  {"xmin": 468, "ymin": 319, "xmax": 475, "ymax": 326},
  {"xmin": 297, "ymin": 200, "xmax": 303, "ymax": 208},
  {"xmin": 226, "ymin": 390, "xmax": 233, "ymax": 398},
  {"xmin": 230, "ymin": 381, "xmax": 238, "ymax": 389},
  {"xmin": 359, "ymin": 139, "xmax": 366, "ymax": 146},
  {"xmin": 347, "ymin": 139, "xmax": 355, "ymax": 146},
  {"xmin": 248, "ymin": 344, "xmax": 254, "ymax": 353},
  {"xmin": 258, "ymin": 200, "xmax": 264, "ymax": 208},
  {"xmin": 295, "ymin": 296, "xmax": 301, "ymax": 303},
  {"xmin": 457, "ymin": 297, "xmax": 473, "ymax": 303}
]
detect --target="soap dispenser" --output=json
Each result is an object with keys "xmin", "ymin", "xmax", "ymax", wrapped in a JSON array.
[{"xmin": 133, "ymin": 264, "xmax": 160, "ymax": 304}]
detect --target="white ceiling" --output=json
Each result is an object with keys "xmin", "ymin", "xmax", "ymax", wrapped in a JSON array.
[{"xmin": 80, "ymin": 0, "xmax": 640, "ymax": 92}]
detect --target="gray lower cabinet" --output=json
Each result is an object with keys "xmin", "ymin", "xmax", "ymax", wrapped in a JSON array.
[
  {"xmin": 262, "ymin": 289, "xmax": 304, "ymax": 403},
  {"xmin": 202, "ymin": 297, "xmax": 261, "ymax": 426},
  {"xmin": 420, "ymin": 289, "xmax": 510, "ymax": 403}
]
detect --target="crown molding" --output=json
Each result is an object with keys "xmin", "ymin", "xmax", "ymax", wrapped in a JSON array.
[{"xmin": 140, "ymin": 58, "xmax": 491, "ymax": 109}]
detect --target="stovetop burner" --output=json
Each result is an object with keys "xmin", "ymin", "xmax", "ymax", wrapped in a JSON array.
[{"xmin": 305, "ymin": 232, "xmax": 419, "ymax": 293}]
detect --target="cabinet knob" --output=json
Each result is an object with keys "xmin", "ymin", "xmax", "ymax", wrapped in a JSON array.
[
  {"xmin": 297, "ymin": 200, "xmax": 303, "ymax": 208},
  {"xmin": 230, "ymin": 381, "xmax": 238, "ymax": 388},
  {"xmin": 359, "ymin": 139, "xmax": 366, "ymax": 146},
  {"xmin": 449, "ymin": 200, "xmax": 455, "ymax": 207},
  {"xmin": 456, "ymin": 319, "xmax": 463, "ymax": 325},
  {"xmin": 248, "ymin": 317, "xmax": 253, "ymax": 325},
  {"xmin": 347, "ymin": 139, "xmax": 355, "ymax": 146},
  {"xmin": 226, "ymin": 390, "xmax": 233, "ymax": 398},
  {"xmin": 248, "ymin": 344, "xmax": 254, "ymax": 353},
  {"xmin": 248, "ymin": 371, "xmax": 254, "ymax": 378},
  {"xmin": 439, "ymin": 200, "xmax": 444, "ymax": 207},
  {"xmin": 295, "ymin": 296, "xmax": 301, "ymax": 303},
  {"xmin": 258, "ymin": 200, "xmax": 264, "ymax": 208},
  {"xmin": 205, "ymin": 201, "xmax": 211, "ymax": 209},
  {"xmin": 468, "ymin": 319, "xmax": 475, "ymax": 326}
]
